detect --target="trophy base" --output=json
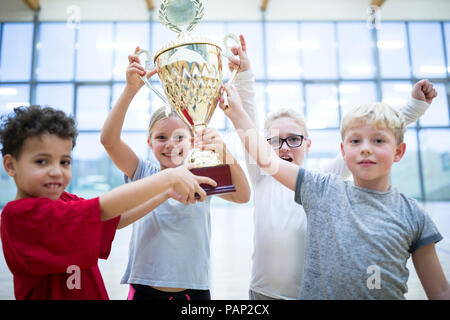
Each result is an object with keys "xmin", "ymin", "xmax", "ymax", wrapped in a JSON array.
[{"xmin": 191, "ymin": 164, "xmax": 236, "ymax": 197}]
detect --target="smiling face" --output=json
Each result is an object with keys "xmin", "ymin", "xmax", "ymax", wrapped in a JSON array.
[
  {"xmin": 148, "ymin": 116, "xmax": 192, "ymax": 170},
  {"xmin": 341, "ymin": 123, "xmax": 406, "ymax": 191},
  {"xmin": 266, "ymin": 117, "xmax": 311, "ymax": 166},
  {"xmin": 3, "ymin": 133, "xmax": 73, "ymax": 201}
]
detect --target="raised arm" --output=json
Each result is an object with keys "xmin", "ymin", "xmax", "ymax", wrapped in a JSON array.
[
  {"xmin": 219, "ymin": 84, "xmax": 299, "ymax": 191},
  {"xmin": 100, "ymin": 46, "xmax": 157, "ymax": 179},
  {"xmin": 397, "ymin": 79, "xmax": 437, "ymax": 125}
]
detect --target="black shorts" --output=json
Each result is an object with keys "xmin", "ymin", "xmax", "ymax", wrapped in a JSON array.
[{"xmin": 129, "ymin": 284, "xmax": 211, "ymax": 300}]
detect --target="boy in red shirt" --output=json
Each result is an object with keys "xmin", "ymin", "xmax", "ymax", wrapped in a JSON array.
[{"xmin": 0, "ymin": 105, "xmax": 216, "ymax": 300}]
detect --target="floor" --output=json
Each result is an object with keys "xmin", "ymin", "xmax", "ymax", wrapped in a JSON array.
[{"xmin": 1, "ymin": 200, "xmax": 449, "ymax": 300}]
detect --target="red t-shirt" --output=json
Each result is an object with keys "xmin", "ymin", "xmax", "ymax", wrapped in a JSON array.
[{"xmin": 0, "ymin": 192, "xmax": 120, "ymax": 300}]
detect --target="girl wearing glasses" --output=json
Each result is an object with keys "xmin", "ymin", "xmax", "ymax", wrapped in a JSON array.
[{"xmin": 228, "ymin": 35, "xmax": 437, "ymax": 300}]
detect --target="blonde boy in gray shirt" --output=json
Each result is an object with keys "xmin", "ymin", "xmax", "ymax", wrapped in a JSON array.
[{"xmin": 218, "ymin": 85, "xmax": 450, "ymax": 299}]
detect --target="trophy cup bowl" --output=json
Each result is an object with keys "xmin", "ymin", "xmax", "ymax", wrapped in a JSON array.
[{"xmin": 136, "ymin": 0, "xmax": 240, "ymax": 196}]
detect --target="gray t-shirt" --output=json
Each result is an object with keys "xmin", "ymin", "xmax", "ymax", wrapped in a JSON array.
[{"xmin": 294, "ymin": 168, "xmax": 442, "ymax": 300}]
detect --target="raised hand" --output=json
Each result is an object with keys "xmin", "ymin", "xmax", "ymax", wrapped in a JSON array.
[
  {"xmin": 126, "ymin": 46, "xmax": 158, "ymax": 91},
  {"xmin": 228, "ymin": 34, "xmax": 251, "ymax": 73},
  {"xmin": 412, "ymin": 79, "xmax": 438, "ymax": 104}
]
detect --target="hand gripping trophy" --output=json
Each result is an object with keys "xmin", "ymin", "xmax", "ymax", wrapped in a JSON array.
[{"xmin": 136, "ymin": 0, "xmax": 240, "ymax": 196}]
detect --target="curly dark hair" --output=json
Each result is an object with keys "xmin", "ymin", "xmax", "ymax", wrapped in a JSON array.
[{"xmin": 0, "ymin": 105, "xmax": 78, "ymax": 158}]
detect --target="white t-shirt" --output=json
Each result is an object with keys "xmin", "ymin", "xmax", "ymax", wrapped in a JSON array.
[{"xmin": 235, "ymin": 69, "xmax": 430, "ymax": 299}]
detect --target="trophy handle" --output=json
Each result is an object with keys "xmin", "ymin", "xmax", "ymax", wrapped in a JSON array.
[
  {"xmin": 222, "ymin": 33, "xmax": 241, "ymax": 85},
  {"xmin": 135, "ymin": 49, "xmax": 172, "ymax": 115}
]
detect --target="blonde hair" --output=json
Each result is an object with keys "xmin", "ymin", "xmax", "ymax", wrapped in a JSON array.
[
  {"xmin": 264, "ymin": 108, "xmax": 309, "ymax": 137},
  {"xmin": 340, "ymin": 102, "xmax": 406, "ymax": 144},
  {"xmin": 148, "ymin": 106, "xmax": 191, "ymax": 138}
]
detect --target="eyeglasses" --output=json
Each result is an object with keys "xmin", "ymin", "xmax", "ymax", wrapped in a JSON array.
[{"xmin": 266, "ymin": 135, "xmax": 307, "ymax": 149}]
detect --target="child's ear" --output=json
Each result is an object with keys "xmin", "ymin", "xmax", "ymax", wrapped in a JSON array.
[
  {"xmin": 147, "ymin": 136, "xmax": 153, "ymax": 149},
  {"xmin": 303, "ymin": 138, "xmax": 312, "ymax": 154},
  {"xmin": 340, "ymin": 142, "xmax": 345, "ymax": 158},
  {"xmin": 3, "ymin": 154, "xmax": 16, "ymax": 177},
  {"xmin": 393, "ymin": 142, "xmax": 406, "ymax": 162}
]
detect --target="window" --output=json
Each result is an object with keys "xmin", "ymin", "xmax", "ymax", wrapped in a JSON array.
[
  {"xmin": 418, "ymin": 82, "xmax": 449, "ymax": 127},
  {"xmin": 390, "ymin": 130, "xmax": 421, "ymax": 199},
  {"xmin": 266, "ymin": 22, "xmax": 302, "ymax": 79},
  {"xmin": 113, "ymin": 23, "xmax": 150, "ymax": 81},
  {"xmin": 0, "ymin": 23, "xmax": 33, "ymax": 81},
  {"xmin": 1, "ymin": 20, "xmax": 449, "ymax": 206},
  {"xmin": 266, "ymin": 81, "xmax": 303, "ymax": 114},
  {"xmin": 381, "ymin": 81, "xmax": 416, "ymax": 127},
  {"xmin": 339, "ymin": 81, "xmax": 377, "ymax": 117},
  {"xmin": 378, "ymin": 22, "xmax": 411, "ymax": 78},
  {"xmin": 75, "ymin": 23, "xmax": 114, "ymax": 81},
  {"xmin": 76, "ymin": 85, "xmax": 111, "ymax": 130},
  {"xmin": 35, "ymin": 83, "xmax": 74, "ymax": 115},
  {"xmin": 112, "ymin": 83, "xmax": 150, "ymax": 131},
  {"xmin": 36, "ymin": 23, "xmax": 75, "ymax": 81},
  {"xmin": 409, "ymin": 22, "xmax": 446, "ymax": 79},
  {"xmin": 305, "ymin": 83, "xmax": 339, "ymax": 129},
  {"xmin": 304, "ymin": 129, "xmax": 341, "ymax": 171},
  {"xmin": 70, "ymin": 132, "xmax": 110, "ymax": 198},
  {"xmin": 419, "ymin": 129, "xmax": 450, "ymax": 201},
  {"xmin": 300, "ymin": 23, "xmax": 338, "ymax": 79},
  {"xmin": 0, "ymin": 84, "xmax": 29, "ymax": 114},
  {"xmin": 337, "ymin": 22, "xmax": 375, "ymax": 79}
]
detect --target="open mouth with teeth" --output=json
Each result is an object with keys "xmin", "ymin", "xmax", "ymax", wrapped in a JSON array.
[
  {"xmin": 44, "ymin": 183, "xmax": 62, "ymax": 189},
  {"xmin": 162, "ymin": 151, "xmax": 183, "ymax": 158},
  {"xmin": 280, "ymin": 156, "xmax": 293, "ymax": 162}
]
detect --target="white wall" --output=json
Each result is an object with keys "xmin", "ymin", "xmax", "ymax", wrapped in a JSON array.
[{"xmin": 0, "ymin": 0, "xmax": 450, "ymax": 22}]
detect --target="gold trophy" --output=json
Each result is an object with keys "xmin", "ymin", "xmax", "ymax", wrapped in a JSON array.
[{"xmin": 136, "ymin": 0, "xmax": 240, "ymax": 196}]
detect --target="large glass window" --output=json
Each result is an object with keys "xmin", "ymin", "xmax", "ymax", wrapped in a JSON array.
[
  {"xmin": 266, "ymin": 81, "xmax": 303, "ymax": 114},
  {"xmin": 305, "ymin": 83, "xmax": 339, "ymax": 129},
  {"xmin": 35, "ymin": 83, "xmax": 74, "ymax": 115},
  {"xmin": 266, "ymin": 22, "xmax": 302, "ymax": 79},
  {"xmin": 339, "ymin": 81, "xmax": 377, "ymax": 117},
  {"xmin": 390, "ymin": 130, "xmax": 421, "ymax": 199},
  {"xmin": 418, "ymin": 82, "xmax": 449, "ymax": 127},
  {"xmin": 113, "ymin": 23, "xmax": 150, "ymax": 81},
  {"xmin": 378, "ymin": 22, "xmax": 411, "ymax": 78},
  {"xmin": 381, "ymin": 80, "xmax": 416, "ymax": 127},
  {"xmin": 0, "ymin": 84, "xmax": 29, "ymax": 114},
  {"xmin": 409, "ymin": 22, "xmax": 447, "ymax": 79},
  {"xmin": 70, "ymin": 132, "xmax": 110, "ymax": 198},
  {"xmin": 76, "ymin": 85, "xmax": 111, "ymax": 130},
  {"xmin": 0, "ymin": 20, "xmax": 449, "ymax": 207},
  {"xmin": 300, "ymin": 23, "xmax": 338, "ymax": 79},
  {"xmin": 0, "ymin": 23, "xmax": 33, "ymax": 81},
  {"xmin": 337, "ymin": 22, "xmax": 375, "ymax": 79},
  {"xmin": 36, "ymin": 23, "xmax": 75, "ymax": 81},
  {"xmin": 76, "ymin": 23, "xmax": 114, "ymax": 81},
  {"xmin": 419, "ymin": 129, "xmax": 450, "ymax": 200},
  {"xmin": 304, "ymin": 129, "xmax": 341, "ymax": 171}
]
